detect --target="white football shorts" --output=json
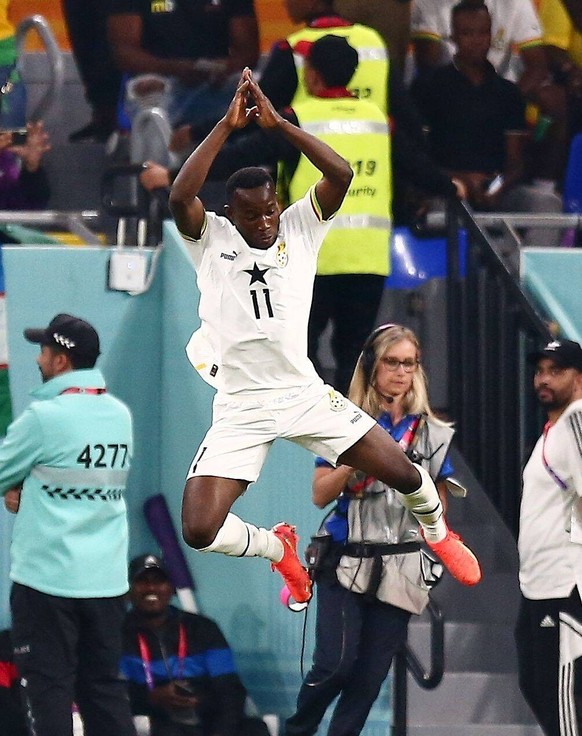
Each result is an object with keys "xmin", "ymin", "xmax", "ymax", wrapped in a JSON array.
[{"xmin": 187, "ymin": 382, "xmax": 376, "ymax": 482}]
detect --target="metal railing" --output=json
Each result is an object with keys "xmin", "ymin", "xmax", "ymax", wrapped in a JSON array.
[
  {"xmin": 16, "ymin": 15, "xmax": 64, "ymax": 122},
  {"xmin": 0, "ymin": 170, "xmax": 167, "ymax": 248},
  {"xmin": 101, "ymin": 165, "xmax": 167, "ymax": 246},
  {"xmin": 392, "ymin": 600, "xmax": 444, "ymax": 736},
  {"xmin": 0, "ymin": 210, "xmax": 101, "ymax": 244},
  {"xmin": 428, "ymin": 210, "xmax": 582, "ymax": 231},
  {"xmin": 445, "ymin": 198, "xmax": 552, "ymax": 534}
]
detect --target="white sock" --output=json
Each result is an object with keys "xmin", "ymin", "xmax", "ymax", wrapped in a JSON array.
[
  {"xmin": 396, "ymin": 464, "xmax": 447, "ymax": 543},
  {"xmin": 198, "ymin": 512, "xmax": 284, "ymax": 561}
]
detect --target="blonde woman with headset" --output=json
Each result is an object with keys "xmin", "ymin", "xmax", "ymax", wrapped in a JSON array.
[{"xmin": 286, "ymin": 323, "xmax": 472, "ymax": 736}]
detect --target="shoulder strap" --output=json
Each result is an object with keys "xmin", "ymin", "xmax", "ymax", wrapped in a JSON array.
[{"xmin": 404, "ymin": 415, "xmax": 426, "ymax": 458}]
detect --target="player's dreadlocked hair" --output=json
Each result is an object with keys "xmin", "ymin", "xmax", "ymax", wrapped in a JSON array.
[{"xmin": 225, "ymin": 167, "xmax": 274, "ymax": 203}]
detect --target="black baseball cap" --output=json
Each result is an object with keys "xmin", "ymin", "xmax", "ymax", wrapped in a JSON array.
[
  {"xmin": 129, "ymin": 554, "xmax": 170, "ymax": 584},
  {"xmin": 528, "ymin": 339, "xmax": 582, "ymax": 372},
  {"xmin": 24, "ymin": 313, "xmax": 100, "ymax": 362}
]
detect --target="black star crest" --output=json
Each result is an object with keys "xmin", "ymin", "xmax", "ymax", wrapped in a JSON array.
[{"xmin": 243, "ymin": 262, "xmax": 270, "ymax": 285}]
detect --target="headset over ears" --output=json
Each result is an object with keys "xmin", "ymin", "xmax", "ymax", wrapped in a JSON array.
[{"xmin": 360, "ymin": 323, "xmax": 397, "ymax": 385}]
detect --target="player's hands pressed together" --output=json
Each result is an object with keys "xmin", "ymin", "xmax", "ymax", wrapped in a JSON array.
[
  {"xmin": 246, "ymin": 73, "xmax": 283, "ymax": 130},
  {"xmin": 223, "ymin": 69, "xmax": 256, "ymax": 131},
  {"xmin": 223, "ymin": 67, "xmax": 283, "ymax": 132}
]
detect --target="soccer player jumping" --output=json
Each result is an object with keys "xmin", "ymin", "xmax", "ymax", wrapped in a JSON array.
[{"xmin": 169, "ymin": 68, "xmax": 481, "ymax": 605}]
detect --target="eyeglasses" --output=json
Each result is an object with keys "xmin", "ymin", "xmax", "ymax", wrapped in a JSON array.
[{"xmin": 381, "ymin": 357, "xmax": 419, "ymax": 373}]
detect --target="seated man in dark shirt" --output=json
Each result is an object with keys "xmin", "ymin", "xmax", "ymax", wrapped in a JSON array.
[
  {"xmin": 120, "ymin": 554, "xmax": 269, "ymax": 736},
  {"xmin": 107, "ymin": 0, "xmax": 259, "ymax": 129},
  {"xmin": 411, "ymin": 0, "xmax": 561, "ymax": 231}
]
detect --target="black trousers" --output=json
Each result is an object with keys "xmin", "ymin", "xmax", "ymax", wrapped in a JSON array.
[
  {"xmin": 515, "ymin": 588, "xmax": 582, "ymax": 736},
  {"xmin": 61, "ymin": 0, "xmax": 121, "ymax": 112},
  {"xmin": 308, "ymin": 274, "xmax": 385, "ymax": 395},
  {"xmin": 285, "ymin": 572, "xmax": 410, "ymax": 736},
  {"xmin": 150, "ymin": 715, "xmax": 270, "ymax": 736},
  {"xmin": 10, "ymin": 583, "xmax": 136, "ymax": 736}
]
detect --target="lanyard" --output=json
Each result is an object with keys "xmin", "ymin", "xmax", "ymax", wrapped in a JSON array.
[
  {"xmin": 60, "ymin": 387, "xmax": 106, "ymax": 395},
  {"xmin": 541, "ymin": 421, "xmax": 568, "ymax": 491},
  {"xmin": 398, "ymin": 415, "xmax": 422, "ymax": 454},
  {"xmin": 136, "ymin": 622, "xmax": 188, "ymax": 690}
]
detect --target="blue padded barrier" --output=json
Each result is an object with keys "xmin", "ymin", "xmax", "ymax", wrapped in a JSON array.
[
  {"xmin": 386, "ymin": 227, "xmax": 468, "ymax": 288},
  {"xmin": 564, "ymin": 132, "xmax": 582, "ymax": 214}
]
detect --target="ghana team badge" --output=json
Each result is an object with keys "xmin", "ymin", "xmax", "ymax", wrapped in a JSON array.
[
  {"xmin": 328, "ymin": 389, "xmax": 346, "ymax": 412},
  {"xmin": 276, "ymin": 242, "xmax": 288, "ymax": 267}
]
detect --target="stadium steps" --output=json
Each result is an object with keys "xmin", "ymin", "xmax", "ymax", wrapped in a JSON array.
[{"xmin": 400, "ymin": 449, "xmax": 542, "ymax": 735}]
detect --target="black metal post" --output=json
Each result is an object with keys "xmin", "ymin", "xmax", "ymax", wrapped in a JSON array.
[
  {"xmin": 391, "ymin": 647, "xmax": 408, "ymax": 736},
  {"xmin": 445, "ymin": 197, "xmax": 463, "ymax": 443}
]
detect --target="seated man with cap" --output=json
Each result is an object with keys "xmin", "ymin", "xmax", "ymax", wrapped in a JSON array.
[{"xmin": 121, "ymin": 553, "xmax": 269, "ymax": 736}]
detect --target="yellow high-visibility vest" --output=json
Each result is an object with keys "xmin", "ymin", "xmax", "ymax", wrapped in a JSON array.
[
  {"xmin": 283, "ymin": 96, "xmax": 392, "ymax": 276},
  {"xmin": 287, "ymin": 23, "xmax": 389, "ymax": 115}
]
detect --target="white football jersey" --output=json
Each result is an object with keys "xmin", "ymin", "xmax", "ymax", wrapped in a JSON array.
[
  {"xmin": 182, "ymin": 189, "xmax": 333, "ymax": 395},
  {"xmin": 519, "ymin": 398, "xmax": 582, "ymax": 599},
  {"xmin": 411, "ymin": 0, "xmax": 542, "ymax": 81}
]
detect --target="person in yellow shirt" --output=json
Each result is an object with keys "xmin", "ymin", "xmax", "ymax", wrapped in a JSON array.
[{"xmin": 538, "ymin": 0, "xmax": 582, "ymax": 138}]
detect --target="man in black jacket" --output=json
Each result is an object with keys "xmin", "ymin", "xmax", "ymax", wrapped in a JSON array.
[{"xmin": 120, "ymin": 554, "xmax": 269, "ymax": 736}]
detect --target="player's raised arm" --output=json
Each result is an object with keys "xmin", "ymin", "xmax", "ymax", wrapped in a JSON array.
[
  {"xmin": 247, "ymin": 74, "xmax": 353, "ymax": 220},
  {"xmin": 169, "ymin": 70, "xmax": 254, "ymax": 239}
]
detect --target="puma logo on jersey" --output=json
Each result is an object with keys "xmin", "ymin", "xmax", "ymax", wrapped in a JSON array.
[{"xmin": 220, "ymin": 250, "xmax": 238, "ymax": 261}]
